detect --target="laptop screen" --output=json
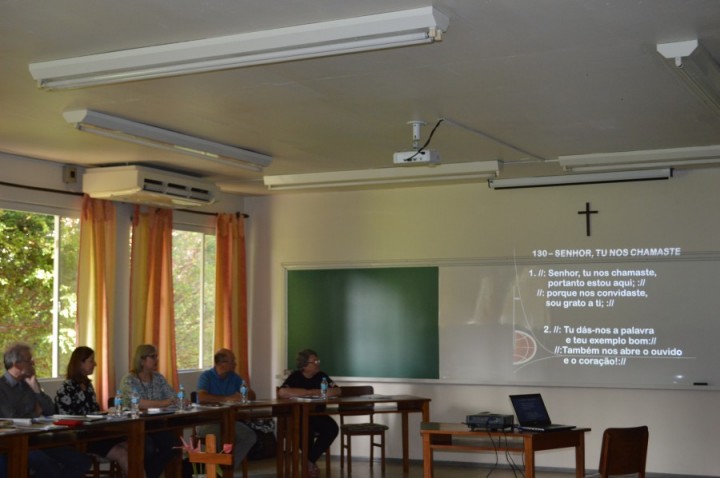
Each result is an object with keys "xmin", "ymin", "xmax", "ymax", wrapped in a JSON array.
[{"xmin": 510, "ymin": 393, "xmax": 552, "ymax": 426}]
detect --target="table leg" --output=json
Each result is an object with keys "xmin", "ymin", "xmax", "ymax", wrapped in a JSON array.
[
  {"xmin": 299, "ymin": 403, "xmax": 308, "ymax": 478},
  {"xmin": 224, "ymin": 407, "xmax": 236, "ymax": 476},
  {"xmin": 402, "ymin": 411, "xmax": 410, "ymax": 472},
  {"xmin": 524, "ymin": 435, "xmax": 535, "ymax": 478},
  {"xmin": 126, "ymin": 419, "xmax": 145, "ymax": 478},
  {"xmin": 276, "ymin": 412, "xmax": 286, "ymax": 478},
  {"xmin": 575, "ymin": 433, "xmax": 586, "ymax": 478},
  {"xmin": 6, "ymin": 433, "xmax": 28, "ymax": 477},
  {"xmin": 421, "ymin": 431, "xmax": 433, "ymax": 478}
]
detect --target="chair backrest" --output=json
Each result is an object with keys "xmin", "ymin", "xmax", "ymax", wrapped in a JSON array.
[
  {"xmin": 339, "ymin": 385, "xmax": 375, "ymax": 415},
  {"xmin": 188, "ymin": 434, "xmax": 233, "ymax": 478},
  {"xmin": 598, "ymin": 426, "xmax": 649, "ymax": 478},
  {"xmin": 341, "ymin": 385, "xmax": 374, "ymax": 397}
]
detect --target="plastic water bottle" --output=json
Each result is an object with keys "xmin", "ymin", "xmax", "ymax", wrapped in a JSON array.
[
  {"xmin": 320, "ymin": 377, "xmax": 328, "ymax": 399},
  {"xmin": 113, "ymin": 390, "xmax": 123, "ymax": 417},
  {"xmin": 130, "ymin": 388, "xmax": 140, "ymax": 419},
  {"xmin": 177, "ymin": 384, "xmax": 185, "ymax": 411},
  {"xmin": 240, "ymin": 383, "xmax": 248, "ymax": 403}
]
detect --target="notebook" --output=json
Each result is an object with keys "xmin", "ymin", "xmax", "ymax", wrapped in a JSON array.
[{"xmin": 509, "ymin": 393, "xmax": 575, "ymax": 432}]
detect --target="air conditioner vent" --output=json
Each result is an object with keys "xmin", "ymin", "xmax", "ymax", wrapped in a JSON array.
[{"xmin": 83, "ymin": 165, "xmax": 218, "ymax": 207}]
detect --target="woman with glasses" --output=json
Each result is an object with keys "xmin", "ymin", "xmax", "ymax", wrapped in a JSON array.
[
  {"xmin": 279, "ymin": 348, "xmax": 340, "ymax": 478},
  {"xmin": 119, "ymin": 344, "xmax": 190, "ymax": 478}
]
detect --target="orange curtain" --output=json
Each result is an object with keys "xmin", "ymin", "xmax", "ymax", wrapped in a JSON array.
[
  {"xmin": 129, "ymin": 206, "xmax": 179, "ymax": 387},
  {"xmin": 215, "ymin": 213, "xmax": 249, "ymax": 381},
  {"xmin": 76, "ymin": 195, "xmax": 117, "ymax": 409}
]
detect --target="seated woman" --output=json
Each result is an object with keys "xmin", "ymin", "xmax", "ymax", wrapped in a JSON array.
[
  {"xmin": 54, "ymin": 346, "xmax": 129, "ymax": 477},
  {"xmin": 278, "ymin": 348, "xmax": 341, "ymax": 478},
  {"xmin": 119, "ymin": 344, "xmax": 189, "ymax": 478}
]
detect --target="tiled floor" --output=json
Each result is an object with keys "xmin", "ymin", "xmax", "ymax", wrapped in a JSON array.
[{"xmin": 244, "ymin": 456, "xmax": 578, "ymax": 478}]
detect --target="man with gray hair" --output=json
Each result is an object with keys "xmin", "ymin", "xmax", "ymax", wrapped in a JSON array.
[{"xmin": 0, "ymin": 342, "xmax": 91, "ymax": 478}]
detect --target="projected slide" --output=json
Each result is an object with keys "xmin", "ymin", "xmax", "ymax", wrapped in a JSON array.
[{"xmin": 439, "ymin": 246, "xmax": 719, "ymax": 389}]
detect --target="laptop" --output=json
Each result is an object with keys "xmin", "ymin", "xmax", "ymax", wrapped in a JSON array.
[{"xmin": 509, "ymin": 393, "xmax": 575, "ymax": 432}]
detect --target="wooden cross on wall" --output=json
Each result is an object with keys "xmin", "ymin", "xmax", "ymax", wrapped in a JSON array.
[{"xmin": 578, "ymin": 202, "xmax": 598, "ymax": 236}]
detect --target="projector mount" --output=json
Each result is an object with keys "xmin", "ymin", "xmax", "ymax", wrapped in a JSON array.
[{"xmin": 393, "ymin": 120, "xmax": 441, "ymax": 165}]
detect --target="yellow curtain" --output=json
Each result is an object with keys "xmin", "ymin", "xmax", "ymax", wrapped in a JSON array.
[
  {"xmin": 129, "ymin": 206, "xmax": 179, "ymax": 387},
  {"xmin": 215, "ymin": 213, "xmax": 249, "ymax": 381},
  {"xmin": 76, "ymin": 195, "xmax": 117, "ymax": 409}
]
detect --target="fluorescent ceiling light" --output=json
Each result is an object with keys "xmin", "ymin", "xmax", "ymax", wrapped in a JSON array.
[
  {"xmin": 29, "ymin": 7, "xmax": 449, "ymax": 90},
  {"xmin": 63, "ymin": 109, "xmax": 272, "ymax": 172},
  {"xmin": 559, "ymin": 145, "xmax": 720, "ymax": 173},
  {"xmin": 488, "ymin": 169, "xmax": 672, "ymax": 189},
  {"xmin": 657, "ymin": 40, "xmax": 720, "ymax": 115},
  {"xmin": 264, "ymin": 161, "xmax": 501, "ymax": 191}
]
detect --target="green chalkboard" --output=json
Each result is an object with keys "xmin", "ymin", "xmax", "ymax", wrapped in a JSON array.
[{"xmin": 287, "ymin": 267, "xmax": 439, "ymax": 379}]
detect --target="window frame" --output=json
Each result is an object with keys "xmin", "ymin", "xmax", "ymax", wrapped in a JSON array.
[{"xmin": 0, "ymin": 184, "xmax": 82, "ymax": 378}]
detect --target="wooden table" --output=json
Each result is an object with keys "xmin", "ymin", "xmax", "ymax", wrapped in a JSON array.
[
  {"xmin": 298, "ymin": 395, "xmax": 431, "ymax": 478},
  {"xmin": 0, "ymin": 417, "xmax": 145, "ymax": 477},
  {"xmin": 420, "ymin": 422, "xmax": 590, "ymax": 478},
  {"xmin": 0, "ymin": 407, "xmax": 231, "ymax": 477},
  {"xmin": 0, "ymin": 398, "xmax": 428, "ymax": 478}
]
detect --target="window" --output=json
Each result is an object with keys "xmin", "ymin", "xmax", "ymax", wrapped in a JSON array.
[
  {"xmin": 0, "ymin": 209, "xmax": 80, "ymax": 378},
  {"xmin": 0, "ymin": 202, "xmax": 218, "ymax": 376},
  {"xmin": 172, "ymin": 229, "xmax": 216, "ymax": 370}
]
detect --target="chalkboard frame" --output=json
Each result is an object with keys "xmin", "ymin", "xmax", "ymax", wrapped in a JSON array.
[{"xmin": 286, "ymin": 266, "xmax": 439, "ymax": 379}]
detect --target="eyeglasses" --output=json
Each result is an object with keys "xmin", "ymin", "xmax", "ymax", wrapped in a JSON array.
[
  {"xmin": 143, "ymin": 354, "xmax": 158, "ymax": 359},
  {"xmin": 308, "ymin": 359, "xmax": 321, "ymax": 365}
]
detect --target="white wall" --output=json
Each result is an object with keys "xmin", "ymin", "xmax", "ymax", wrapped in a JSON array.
[{"xmin": 245, "ymin": 170, "xmax": 720, "ymax": 476}]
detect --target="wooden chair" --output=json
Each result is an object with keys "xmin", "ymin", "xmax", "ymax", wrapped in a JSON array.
[
  {"xmin": 83, "ymin": 399, "xmax": 125, "ymax": 478},
  {"xmin": 190, "ymin": 391, "xmax": 250, "ymax": 478},
  {"xmin": 597, "ymin": 426, "xmax": 649, "ymax": 478},
  {"xmin": 338, "ymin": 385, "xmax": 388, "ymax": 475},
  {"xmin": 188, "ymin": 434, "xmax": 233, "ymax": 478}
]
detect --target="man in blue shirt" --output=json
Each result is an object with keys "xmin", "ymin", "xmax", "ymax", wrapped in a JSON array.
[{"xmin": 196, "ymin": 349, "xmax": 257, "ymax": 476}]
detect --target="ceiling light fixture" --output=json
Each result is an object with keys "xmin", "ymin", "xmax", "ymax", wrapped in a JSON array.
[
  {"xmin": 558, "ymin": 145, "xmax": 720, "ymax": 173},
  {"xmin": 63, "ymin": 109, "xmax": 272, "ymax": 172},
  {"xmin": 264, "ymin": 161, "xmax": 501, "ymax": 191},
  {"xmin": 657, "ymin": 40, "xmax": 720, "ymax": 115},
  {"xmin": 488, "ymin": 169, "xmax": 672, "ymax": 189},
  {"xmin": 29, "ymin": 7, "xmax": 449, "ymax": 90}
]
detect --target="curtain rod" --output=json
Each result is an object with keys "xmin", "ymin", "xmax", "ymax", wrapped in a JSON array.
[{"xmin": 0, "ymin": 180, "xmax": 83, "ymax": 196}]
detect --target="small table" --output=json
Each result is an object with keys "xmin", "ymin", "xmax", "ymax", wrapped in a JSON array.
[{"xmin": 420, "ymin": 422, "xmax": 590, "ymax": 478}]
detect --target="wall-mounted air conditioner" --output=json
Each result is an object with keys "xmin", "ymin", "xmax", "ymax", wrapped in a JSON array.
[{"xmin": 82, "ymin": 165, "xmax": 218, "ymax": 207}]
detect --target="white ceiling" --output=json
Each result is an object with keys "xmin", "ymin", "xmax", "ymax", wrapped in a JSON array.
[{"xmin": 3, "ymin": 0, "xmax": 720, "ymax": 196}]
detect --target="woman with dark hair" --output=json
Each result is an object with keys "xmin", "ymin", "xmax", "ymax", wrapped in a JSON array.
[{"xmin": 55, "ymin": 346, "xmax": 129, "ymax": 476}]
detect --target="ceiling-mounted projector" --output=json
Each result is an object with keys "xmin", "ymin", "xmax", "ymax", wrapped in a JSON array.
[
  {"xmin": 393, "ymin": 149, "xmax": 441, "ymax": 165},
  {"xmin": 393, "ymin": 120, "xmax": 441, "ymax": 165}
]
